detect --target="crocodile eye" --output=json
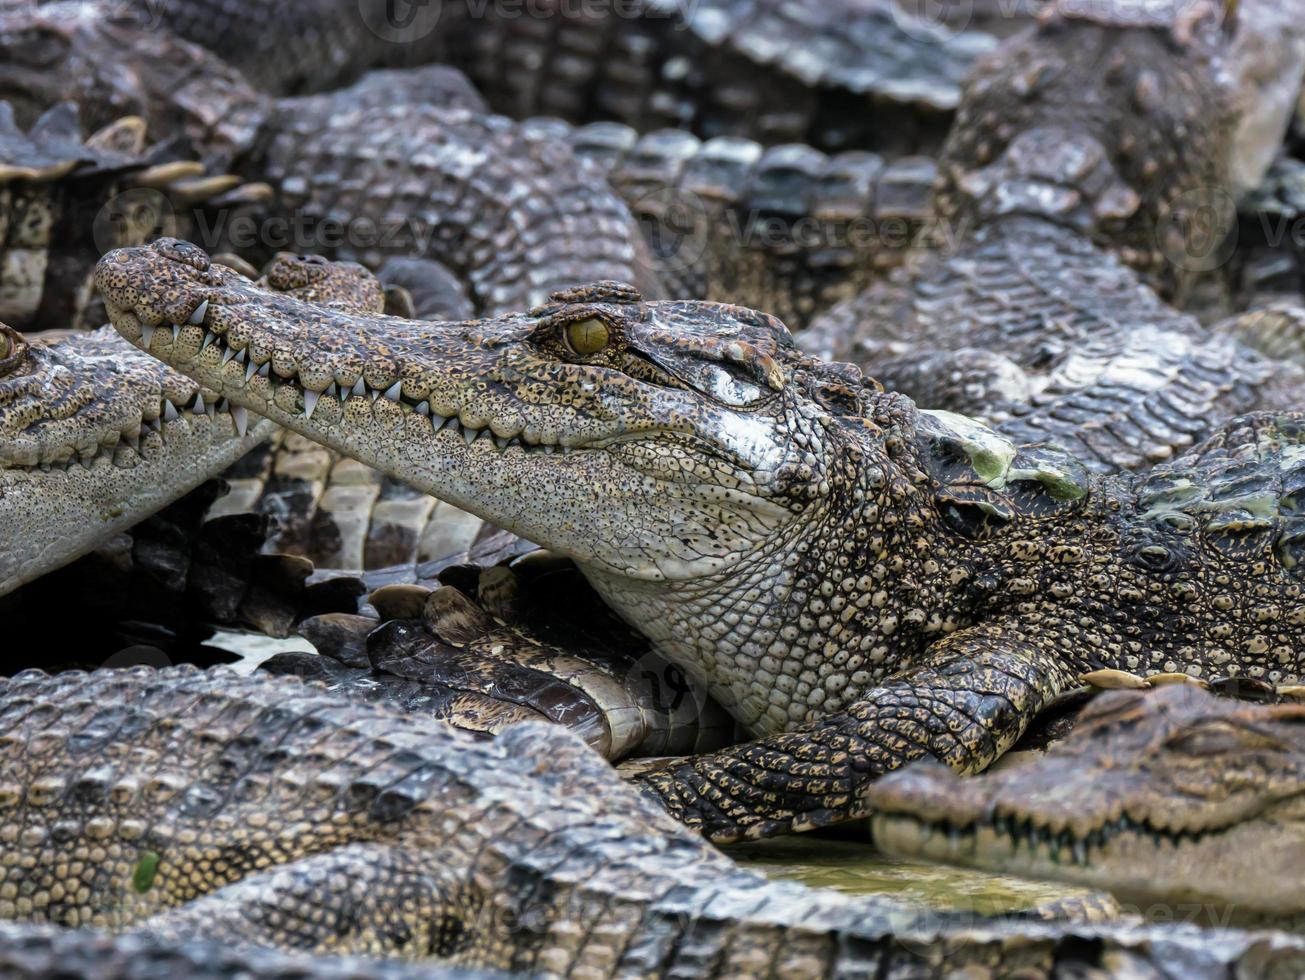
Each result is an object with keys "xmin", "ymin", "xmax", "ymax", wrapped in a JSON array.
[
  {"xmin": 0, "ymin": 324, "xmax": 28, "ymax": 376},
  {"xmin": 565, "ymin": 318, "xmax": 609, "ymax": 355}
]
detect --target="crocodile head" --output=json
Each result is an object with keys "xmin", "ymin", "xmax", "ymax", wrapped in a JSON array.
[
  {"xmin": 100, "ymin": 239, "xmax": 972, "ymax": 730},
  {"xmin": 869, "ymin": 685, "xmax": 1305, "ymax": 925},
  {"xmin": 0, "ymin": 320, "xmax": 273, "ymax": 596},
  {"xmin": 936, "ymin": 0, "xmax": 1239, "ymax": 288}
]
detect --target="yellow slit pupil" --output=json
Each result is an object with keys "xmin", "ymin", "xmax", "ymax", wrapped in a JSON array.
[{"xmin": 566, "ymin": 318, "xmax": 609, "ymax": 355}]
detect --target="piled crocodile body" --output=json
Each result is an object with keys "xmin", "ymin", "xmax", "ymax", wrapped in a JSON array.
[
  {"xmin": 0, "ymin": 101, "xmax": 250, "ymax": 332},
  {"xmin": 870, "ymin": 684, "xmax": 1305, "ymax": 930},
  {"xmin": 101, "ymin": 239, "xmax": 1305, "ymax": 844},
  {"xmin": 135, "ymin": 0, "xmax": 993, "ymax": 150},
  {"xmin": 5, "ymin": 664, "xmax": 1305, "ymax": 976},
  {"xmin": 800, "ymin": 0, "xmax": 1305, "ymax": 471}
]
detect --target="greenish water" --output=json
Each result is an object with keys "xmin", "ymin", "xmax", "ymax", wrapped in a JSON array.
[{"xmin": 728, "ymin": 833, "xmax": 1091, "ymax": 914}]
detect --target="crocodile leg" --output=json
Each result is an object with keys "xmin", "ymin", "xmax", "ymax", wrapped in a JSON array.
[{"xmin": 635, "ymin": 625, "xmax": 1079, "ymax": 843}]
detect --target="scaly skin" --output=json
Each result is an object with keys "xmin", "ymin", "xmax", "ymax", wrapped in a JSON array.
[
  {"xmin": 0, "ymin": 922, "xmax": 493, "ymax": 979},
  {"xmin": 538, "ymin": 118, "xmax": 939, "ymax": 331},
  {"xmin": 801, "ymin": 0, "xmax": 1305, "ymax": 471},
  {"xmin": 869, "ymin": 685, "xmax": 1305, "ymax": 929},
  {"xmin": 0, "ymin": 321, "xmax": 274, "ymax": 596},
  {"xmin": 134, "ymin": 0, "xmax": 994, "ymax": 146},
  {"xmin": 804, "ymin": 218, "xmax": 1305, "ymax": 473},
  {"xmin": 0, "ymin": 7, "xmax": 661, "ymax": 314},
  {"xmin": 8, "ymin": 665, "xmax": 1305, "ymax": 977},
  {"xmin": 0, "ymin": 100, "xmax": 251, "ymax": 332},
  {"xmin": 100, "ymin": 238, "xmax": 1305, "ymax": 843},
  {"xmin": 0, "ymin": 1, "xmax": 945, "ymax": 327}
]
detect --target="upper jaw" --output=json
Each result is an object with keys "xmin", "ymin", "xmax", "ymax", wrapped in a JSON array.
[{"xmin": 94, "ymin": 241, "xmax": 795, "ymax": 466}]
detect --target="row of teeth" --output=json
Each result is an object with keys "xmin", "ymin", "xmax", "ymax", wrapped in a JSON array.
[
  {"xmin": 907, "ymin": 811, "xmax": 1216, "ymax": 868},
  {"xmin": 149, "ymin": 305, "xmax": 569, "ymax": 454},
  {"xmin": 32, "ymin": 390, "xmax": 245, "ymax": 472}
]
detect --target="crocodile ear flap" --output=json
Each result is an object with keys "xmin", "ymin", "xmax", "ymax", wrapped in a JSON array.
[{"xmin": 811, "ymin": 361, "xmax": 878, "ymax": 416}]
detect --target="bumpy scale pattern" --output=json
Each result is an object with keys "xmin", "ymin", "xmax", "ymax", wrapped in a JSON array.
[{"xmin": 4, "ymin": 666, "xmax": 1305, "ymax": 976}]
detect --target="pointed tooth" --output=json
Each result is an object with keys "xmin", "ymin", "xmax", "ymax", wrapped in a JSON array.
[
  {"xmin": 351, "ymin": 378, "xmax": 367, "ymax": 398},
  {"xmin": 188, "ymin": 298, "xmax": 209, "ymax": 324},
  {"xmin": 303, "ymin": 389, "xmax": 320, "ymax": 418},
  {"xmin": 368, "ymin": 385, "xmax": 380, "ymax": 402},
  {"xmin": 257, "ymin": 362, "xmax": 270, "ymax": 378},
  {"xmin": 232, "ymin": 406, "xmax": 248, "ymax": 437},
  {"xmin": 542, "ymin": 444, "xmax": 555, "ymax": 454},
  {"xmin": 493, "ymin": 433, "xmax": 509, "ymax": 450},
  {"xmin": 221, "ymin": 346, "xmax": 236, "ymax": 365},
  {"xmin": 415, "ymin": 401, "xmax": 430, "ymax": 415},
  {"xmin": 217, "ymin": 398, "xmax": 229, "ymax": 412},
  {"xmin": 163, "ymin": 400, "xmax": 179, "ymax": 422},
  {"xmin": 124, "ymin": 433, "xmax": 140, "ymax": 452},
  {"xmin": 463, "ymin": 426, "xmax": 477, "ymax": 447},
  {"xmin": 201, "ymin": 330, "xmax": 216, "ymax": 350},
  {"xmin": 234, "ymin": 347, "xmax": 247, "ymax": 364},
  {"xmin": 245, "ymin": 360, "xmax": 258, "ymax": 382},
  {"xmin": 141, "ymin": 324, "xmax": 156, "ymax": 347},
  {"xmin": 193, "ymin": 393, "xmax": 205, "ymax": 415},
  {"xmin": 324, "ymin": 382, "xmax": 338, "ymax": 399},
  {"xmin": 383, "ymin": 381, "xmax": 402, "ymax": 402},
  {"xmin": 170, "ymin": 324, "xmax": 181, "ymax": 343}
]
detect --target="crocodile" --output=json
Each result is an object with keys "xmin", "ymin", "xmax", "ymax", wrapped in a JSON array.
[
  {"xmin": 129, "ymin": 0, "xmax": 994, "ymax": 151},
  {"xmin": 799, "ymin": 0, "xmax": 1305, "ymax": 472},
  {"xmin": 869, "ymin": 684, "xmax": 1305, "ymax": 930},
  {"xmin": 269, "ymin": 552, "xmax": 740, "ymax": 761},
  {"xmin": 100, "ymin": 238, "xmax": 1305, "ymax": 844},
  {"xmin": 7, "ymin": 664, "xmax": 1305, "ymax": 977},
  {"xmin": 0, "ymin": 320, "xmax": 275, "ymax": 597}
]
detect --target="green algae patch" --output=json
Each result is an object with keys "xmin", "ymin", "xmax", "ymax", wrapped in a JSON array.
[
  {"xmin": 133, "ymin": 851, "xmax": 161, "ymax": 892},
  {"xmin": 921, "ymin": 410, "xmax": 1088, "ymax": 500},
  {"xmin": 921, "ymin": 411, "xmax": 1017, "ymax": 485}
]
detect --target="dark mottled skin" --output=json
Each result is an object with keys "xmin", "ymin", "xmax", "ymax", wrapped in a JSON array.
[
  {"xmin": 5, "ymin": 665, "xmax": 1305, "ymax": 976},
  {"xmin": 871, "ymin": 685, "xmax": 1305, "ymax": 928},
  {"xmin": 100, "ymin": 239, "xmax": 1305, "ymax": 843}
]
